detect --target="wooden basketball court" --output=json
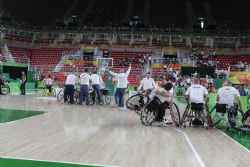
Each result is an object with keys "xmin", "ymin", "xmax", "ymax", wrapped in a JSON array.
[{"xmin": 0, "ymin": 94, "xmax": 249, "ymax": 167}]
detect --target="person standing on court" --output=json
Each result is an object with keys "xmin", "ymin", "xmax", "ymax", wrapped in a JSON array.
[
  {"xmin": 138, "ymin": 72, "xmax": 156, "ymax": 95},
  {"xmin": 64, "ymin": 72, "xmax": 78, "ymax": 104},
  {"xmin": 79, "ymin": 69, "xmax": 90, "ymax": 106},
  {"xmin": 20, "ymin": 71, "xmax": 27, "ymax": 95},
  {"xmin": 109, "ymin": 63, "xmax": 131, "ymax": 109},
  {"xmin": 44, "ymin": 75, "xmax": 53, "ymax": 95},
  {"xmin": 90, "ymin": 70, "xmax": 105, "ymax": 103}
]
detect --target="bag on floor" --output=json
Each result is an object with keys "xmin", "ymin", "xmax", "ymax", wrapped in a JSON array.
[{"xmin": 192, "ymin": 118, "xmax": 203, "ymax": 126}]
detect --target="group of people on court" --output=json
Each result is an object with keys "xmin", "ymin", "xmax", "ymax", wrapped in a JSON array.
[
  {"xmin": 0, "ymin": 71, "xmax": 26, "ymax": 95},
  {"xmin": 136, "ymin": 71, "xmax": 243, "ymax": 123},
  {"xmin": 63, "ymin": 69, "xmax": 105, "ymax": 105},
  {"xmin": 62, "ymin": 64, "xmax": 132, "ymax": 107},
  {"xmin": 60, "ymin": 62, "xmax": 243, "ymax": 125}
]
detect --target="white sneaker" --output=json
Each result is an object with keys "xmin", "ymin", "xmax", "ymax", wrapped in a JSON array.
[
  {"xmin": 164, "ymin": 119, "xmax": 173, "ymax": 124},
  {"xmin": 118, "ymin": 107, "xmax": 128, "ymax": 110}
]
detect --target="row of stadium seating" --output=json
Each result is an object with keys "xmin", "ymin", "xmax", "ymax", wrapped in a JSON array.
[
  {"xmin": 2, "ymin": 47, "xmax": 250, "ymax": 83},
  {"xmin": 109, "ymin": 51, "xmax": 153, "ymax": 68},
  {"xmin": 39, "ymin": 72, "xmax": 140, "ymax": 86}
]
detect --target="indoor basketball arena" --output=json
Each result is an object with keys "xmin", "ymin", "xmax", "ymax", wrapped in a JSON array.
[{"xmin": 0, "ymin": 0, "xmax": 250, "ymax": 167}]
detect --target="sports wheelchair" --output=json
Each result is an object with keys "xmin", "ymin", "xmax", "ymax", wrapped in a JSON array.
[
  {"xmin": 210, "ymin": 103, "xmax": 250, "ymax": 134},
  {"xmin": 43, "ymin": 86, "xmax": 56, "ymax": 97},
  {"xmin": 89, "ymin": 88, "xmax": 111, "ymax": 105},
  {"xmin": 57, "ymin": 87, "xmax": 80, "ymax": 104},
  {"xmin": 0, "ymin": 80, "xmax": 10, "ymax": 95},
  {"xmin": 140, "ymin": 96, "xmax": 181, "ymax": 127},
  {"xmin": 126, "ymin": 93, "xmax": 150, "ymax": 115},
  {"xmin": 181, "ymin": 102, "xmax": 213, "ymax": 129}
]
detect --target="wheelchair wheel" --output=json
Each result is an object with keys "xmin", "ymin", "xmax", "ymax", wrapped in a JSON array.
[
  {"xmin": 1, "ymin": 85, "xmax": 10, "ymax": 95},
  {"xmin": 227, "ymin": 107, "xmax": 244, "ymax": 128},
  {"xmin": 169, "ymin": 102, "xmax": 181, "ymax": 127},
  {"xmin": 57, "ymin": 88, "xmax": 64, "ymax": 101},
  {"xmin": 140, "ymin": 105, "xmax": 157, "ymax": 126},
  {"xmin": 51, "ymin": 88, "xmax": 56, "ymax": 97},
  {"xmin": 205, "ymin": 105, "xmax": 213, "ymax": 128},
  {"xmin": 126, "ymin": 94, "xmax": 149, "ymax": 111},
  {"xmin": 209, "ymin": 106, "xmax": 225, "ymax": 126},
  {"xmin": 181, "ymin": 104, "xmax": 190, "ymax": 125},
  {"xmin": 126, "ymin": 94, "xmax": 142, "ymax": 110},
  {"xmin": 104, "ymin": 95, "xmax": 112, "ymax": 105},
  {"xmin": 74, "ymin": 90, "xmax": 80, "ymax": 104},
  {"xmin": 207, "ymin": 114, "xmax": 213, "ymax": 129},
  {"xmin": 89, "ymin": 92, "xmax": 96, "ymax": 105},
  {"xmin": 97, "ymin": 98, "xmax": 104, "ymax": 105},
  {"xmin": 43, "ymin": 89, "xmax": 48, "ymax": 96}
]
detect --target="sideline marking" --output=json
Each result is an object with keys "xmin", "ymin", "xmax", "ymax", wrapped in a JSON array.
[
  {"xmin": 36, "ymin": 97, "xmax": 57, "ymax": 101},
  {"xmin": 215, "ymin": 128, "xmax": 250, "ymax": 153},
  {"xmin": 2, "ymin": 111, "xmax": 50, "ymax": 125},
  {"xmin": 1, "ymin": 156, "xmax": 118, "ymax": 167},
  {"xmin": 174, "ymin": 128, "xmax": 206, "ymax": 167}
]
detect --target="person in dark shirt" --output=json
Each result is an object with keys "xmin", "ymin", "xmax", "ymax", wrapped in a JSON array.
[{"xmin": 20, "ymin": 71, "xmax": 27, "ymax": 95}]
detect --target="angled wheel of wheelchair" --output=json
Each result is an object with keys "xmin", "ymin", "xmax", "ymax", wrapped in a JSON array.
[
  {"xmin": 74, "ymin": 90, "xmax": 80, "ymax": 104},
  {"xmin": 181, "ymin": 104, "xmax": 212, "ymax": 128},
  {"xmin": 126, "ymin": 94, "xmax": 149, "ymax": 111},
  {"xmin": 97, "ymin": 99, "xmax": 104, "ymax": 105},
  {"xmin": 181, "ymin": 104, "xmax": 190, "ymax": 126},
  {"xmin": 57, "ymin": 88, "xmax": 64, "ymax": 102},
  {"xmin": 169, "ymin": 102, "xmax": 181, "ymax": 127},
  {"xmin": 227, "ymin": 107, "xmax": 244, "ymax": 129},
  {"xmin": 89, "ymin": 92, "xmax": 95, "ymax": 105},
  {"xmin": 52, "ymin": 88, "xmax": 56, "ymax": 97},
  {"xmin": 126, "ymin": 94, "xmax": 141, "ymax": 110},
  {"xmin": 0, "ymin": 85, "xmax": 10, "ymax": 95},
  {"xmin": 43, "ymin": 89, "xmax": 48, "ymax": 96},
  {"xmin": 104, "ymin": 95, "xmax": 112, "ymax": 105},
  {"xmin": 140, "ymin": 105, "xmax": 157, "ymax": 126},
  {"xmin": 204, "ymin": 105, "xmax": 213, "ymax": 128},
  {"xmin": 209, "ymin": 106, "xmax": 226, "ymax": 126}
]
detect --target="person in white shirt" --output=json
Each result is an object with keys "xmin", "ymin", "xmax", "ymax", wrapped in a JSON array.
[
  {"xmin": 138, "ymin": 72, "xmax": 155, "ymax": 95},
  {"xmin": 217, "ymin": 80, "xmax": 242, "ymax": 110},
  {"xmin": 109, "ymin": 64, "xmax": 131, "ymax": 108},
  {"xmin": 172, "ymin": 71, "xmax": 178, "ymax": 81},
  {"xmin": 44, "ymin": 75, "xmax": 53, "ymax": 94},
  {"xmin": 64, "ymin": 72, "xmax": 78, "ymax": 104},
  {"xmin": 152, "ymin": 82, "xmax": 174, "ymax": 122},
  {"xmin": 79, "ymin": 69, "xmax": 91, "ymax": 105},
  {"xmin": 185, "ymin": 78, "xmax": 209, "ymax": 104},
  {"xmin": 186, "ymin": 76, "xmax": 191, "ymax": 85},
  {"xmin": 90, "ymin": 71, "xmax": 104, "ymax": 103},
  {"xmin": 148, "ymin": 56, "xmax": 152, "ymax": 65}
]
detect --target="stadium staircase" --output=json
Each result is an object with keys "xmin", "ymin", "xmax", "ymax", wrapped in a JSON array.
[
  {"xmin": 1, "ymin": 44, "xmax": 15, "ymax": 62},
  {"xmin": 54, "ymin": 55, "xmax": 68, "ymax": 72}
]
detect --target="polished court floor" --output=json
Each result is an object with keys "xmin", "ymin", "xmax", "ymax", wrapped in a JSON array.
[{"xmin": 0, "ymin": 94, "xmax": 250, "ymax": 167}]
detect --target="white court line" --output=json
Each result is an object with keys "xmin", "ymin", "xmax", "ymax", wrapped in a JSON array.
[
  {"xmin": 215, "ymin": 128, "xmax": 250, "ymax": 153},
  {"xmin": 1, "ymin": 156, "xmax": 119, "ymax": 167},
  {"xmin": 174, "ymin": 128, "xmax": 206, "ymax": 167}
]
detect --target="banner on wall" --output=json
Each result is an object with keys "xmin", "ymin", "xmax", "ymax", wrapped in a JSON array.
[
  {"xmin": 228, "ymin": 72, "xmax": 250, "ymax": 84},
  {"xmin": 163, "ymin": 47, "xmax": 179, "ymax": 54}
]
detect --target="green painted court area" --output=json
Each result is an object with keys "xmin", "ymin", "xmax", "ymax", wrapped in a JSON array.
[
  {"xmin": 0, "ymin": 108, "xmax": 45, "ymax": 123},
  {"xmin": 0, "ymin": 158, "xmax": 103, "ymax": 167},
  {"xmin": 220, "ymin": 128, "xmax": 250, "ymax": 150},
  {"xmin": 175, "ymin": 92, "xmax": 250, "ymax": 151},
  {"xmin": 208, "ymin": 94, "xmax": 250, "ymax": 151}
]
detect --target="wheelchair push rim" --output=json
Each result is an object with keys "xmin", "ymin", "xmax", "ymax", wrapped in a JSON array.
[{"xmin": 169, "ymin": 102, "xmax": 181, "ymax": 127}]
